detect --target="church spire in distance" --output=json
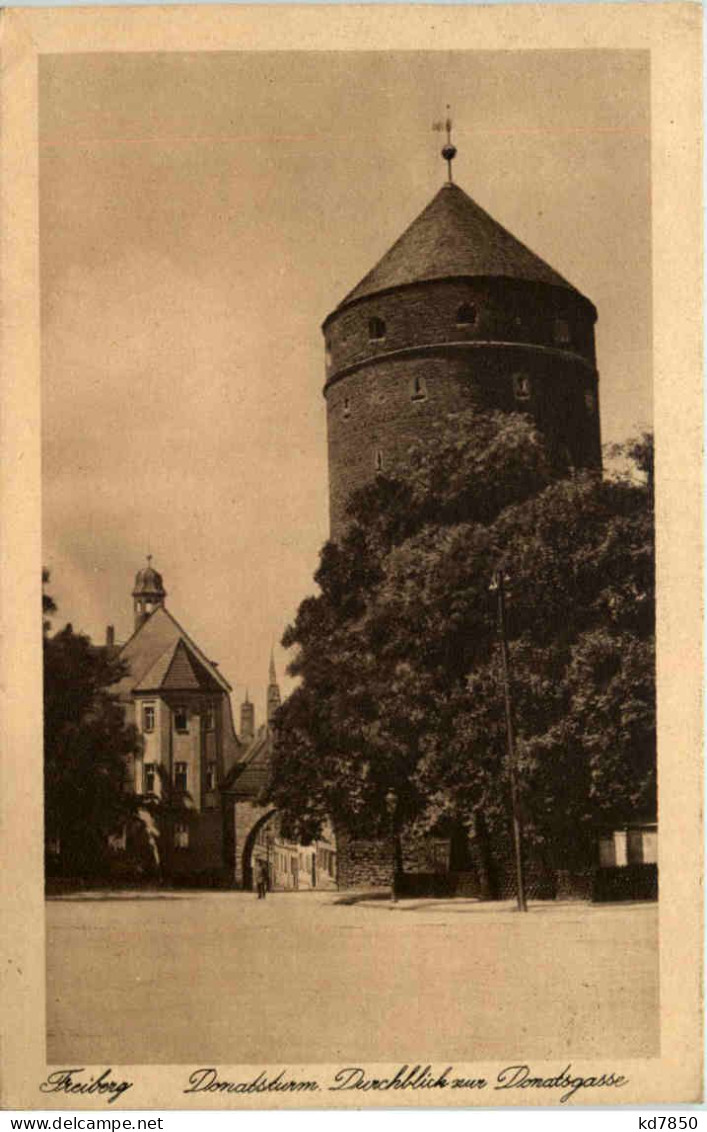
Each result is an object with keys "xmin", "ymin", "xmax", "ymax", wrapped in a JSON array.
[{"xmin": 267, "ymin": 649, "xmax": 281, "ymax": 726}]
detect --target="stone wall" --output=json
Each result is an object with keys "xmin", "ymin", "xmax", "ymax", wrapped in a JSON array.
[
  {"xmin": 325, "ymin": 346, "xmax": 600, "ymax": 538},
  {"xmin": 335, "ymin": 824, "xmax": 581, "ymax": 900},
  {"xmin": 323, "ymin": 277, "xmax": 597, "ymax": 375},
  {"xmin": 335, "ymin": 828, "xmax": 468, "ymax": 892},
  {"xmin": 335, "ymin": 831, "xmax": 394, "ymax": 889},
  {"xmin": 323, "ymin": 278, "xmax": 600, "ymax": 539}
]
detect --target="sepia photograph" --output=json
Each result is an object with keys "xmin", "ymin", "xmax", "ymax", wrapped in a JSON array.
[{"xmin": 0, "ymin": 2, "xmax": 702, "ymax": 1111}]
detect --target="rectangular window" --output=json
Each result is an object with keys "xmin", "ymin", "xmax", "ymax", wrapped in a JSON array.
[
  {"xmin": 143, "ymin": 762, "xmax": 156, "ymax": 793},
  {"xmin": 174, "ymin": 707, "xmax": 188, "ymax": 733},
  {"xmin": 174, "ymin": 822, "xmax": 189, "ymax": 849},
  {"xmin": 642, "ymin": 829, "xmax": 658, "ymax": 865},
  {"xmin": 174, "ymin": 762, "xmax": 188, "ymax": 791},
  {"xmin": 206, "ymin": 763, "xmax": 217, "ymax": 792},
  {"xmin": 613, "ymin": 830, "xmax": 629, "ymax": 867},
  {"xmin": 627, "ymin": 829, "xmax": 645, "ymax": 865},
  {"xmin": 205, "ymin": 705, "xmax": 216, "ymax": 732},
  {"xmin": 108, "ymin": 827, "xmax": 126, "ymax": 852},
  {"xmin": 143, "ymin": 703, "xmax": 155, "ymax": 733}
]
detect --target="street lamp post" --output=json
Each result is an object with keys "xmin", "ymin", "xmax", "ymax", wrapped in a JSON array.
[
  {"xmin": 491, "ymin": 569, "xmax": 528, "ymax": 913},
  {"xmin": 385, "ymin": 788, "xmax": 398, "ymax": 905}
]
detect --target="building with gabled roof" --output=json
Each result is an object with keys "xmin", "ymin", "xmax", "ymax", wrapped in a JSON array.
[
  {"xmin": 110, "ymin": 560, "xmax": 243, "ymax": 883},
  {"xmin": 106, "ymin": 564, "xmax": 337, "ymax": 889}
]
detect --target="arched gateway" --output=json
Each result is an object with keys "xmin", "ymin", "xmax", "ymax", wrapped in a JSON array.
[
  {"xmin": 220, "ymin": 722, "xmax": 337, "ymax": 891},
  {"xmin": 240, "ymin": 809, "xmax": 337, "ymax": 893},
  {"xmin": 241, "ymin": 808, "xmax": 277, "ymax": 892}
]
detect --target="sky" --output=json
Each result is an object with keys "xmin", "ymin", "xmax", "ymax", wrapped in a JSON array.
[{"xmin": 40, "ymin": 49, "xmax": 651, "ymax": 722}]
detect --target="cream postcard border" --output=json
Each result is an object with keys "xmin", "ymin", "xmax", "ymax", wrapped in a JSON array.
[{"xmin": 0, "ymin": 2, "xmax": 702, "ymax": 1109}]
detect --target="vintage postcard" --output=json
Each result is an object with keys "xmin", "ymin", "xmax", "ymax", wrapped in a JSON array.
[{"xmin": 0, "ymin": 2, "xmax": 702, "ymax": 1111}]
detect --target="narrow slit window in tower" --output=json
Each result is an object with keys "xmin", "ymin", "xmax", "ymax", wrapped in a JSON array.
[
  {"xmin": 374, "ymin": 449, "xmax": 384, "ymax": 472},
  {"xmin": 554, "ymin": 318, "xmax": 571, "ymax": 345},
  {"xmin": 368, "ymin": 317, "xmax": 386, "ymax": 342},
  {"xmin": 342, "ymin": 396, "xmax": 351, "ymax": 420},
  {"xmin": 411, "ymin": 374, "xmax": 427, "ymax": 402},
  {"xmin": 513, "ymin": 373, "xmax": 532, "ymax": 401}
]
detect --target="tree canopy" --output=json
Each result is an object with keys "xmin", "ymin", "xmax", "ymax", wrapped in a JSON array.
[
  {"xmin": 266, "ymin": 411, "xmax": 655, "ymax": 871},
  {"xmin": 43, "ymin": 574, "xmax": 140, "ymax": 876}
]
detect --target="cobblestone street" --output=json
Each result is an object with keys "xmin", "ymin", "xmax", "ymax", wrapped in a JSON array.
[{"xmin": 46, "ymin": 891, "xmax": 659, "ymax": 1065}]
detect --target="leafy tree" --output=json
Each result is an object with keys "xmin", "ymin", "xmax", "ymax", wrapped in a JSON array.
[
  {"xmin": 403, "ymin": 460, "xmax": 655, "ymax": 875},
  {"xmin": 267, "ymin": 412, "xmax": 654, "ymax": 885},
  {"xmin": 43, "ymin": 577, "xmax": 140, "ymax": 877},
  {"xmin": 42, "ymin": 568, "xmax": 57, "ymax": 634}
]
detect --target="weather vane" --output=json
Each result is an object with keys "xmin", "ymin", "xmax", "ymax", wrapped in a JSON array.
[{"xmin": 433, "ymin": 106, "xmax": 457, "ymax": 183}]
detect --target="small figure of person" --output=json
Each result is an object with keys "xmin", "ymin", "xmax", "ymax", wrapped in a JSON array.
[{"xmin": 256, "ymin": 858, "xmax": 269, "ymax": 899}]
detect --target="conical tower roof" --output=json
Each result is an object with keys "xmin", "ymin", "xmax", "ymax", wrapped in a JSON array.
[{"xmin": 335, "ymin": 182, "xmax": 584, "ymax": 313}]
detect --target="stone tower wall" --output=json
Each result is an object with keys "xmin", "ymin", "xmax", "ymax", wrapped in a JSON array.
[
  {"xmin": 324, "ymin": 278, "xmax": 600, "ymax": 539},
  {"xmin": 324, "ymin": 277, "xmax": 596, "ymax": 375},
  {"xmin": 323, "ymin": 265, "xmax": 601, "ymax": 892}
]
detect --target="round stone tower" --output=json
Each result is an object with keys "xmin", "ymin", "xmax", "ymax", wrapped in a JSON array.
[{"xmin": 322, "ymin": 176, "xmax": 601, "ymax": 539}]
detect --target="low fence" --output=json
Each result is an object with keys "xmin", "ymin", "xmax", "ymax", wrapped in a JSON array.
[
  {"xmin": 592, "ymin": 863, "xmax": 658, "ymax": 902},
  {"xmin": 395, "ymin": 865, "xmax": 657, "ymax": 902}
]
